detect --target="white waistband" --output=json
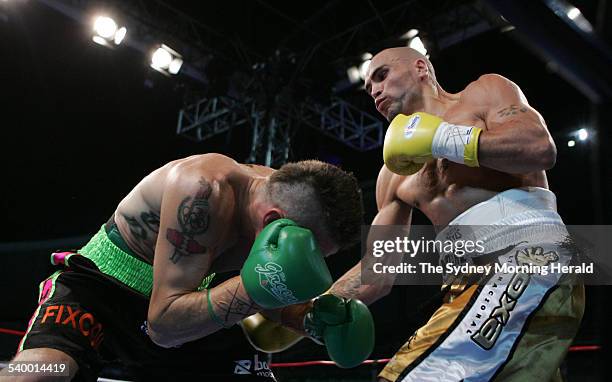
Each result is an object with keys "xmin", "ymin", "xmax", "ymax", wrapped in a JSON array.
[
  {"xmin": 446, "ymin": 187, "xmax": 559, "ymax": 226},
  {"xmin": 436, "ymin": 187, "xmax": 567, "ymax": 255}
]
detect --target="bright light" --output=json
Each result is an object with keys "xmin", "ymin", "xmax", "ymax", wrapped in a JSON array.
[
  {"xmin": 402, "ymin": 29, "xmax": 419, "ymax": 40},
  {"xmin": 92, "ymin": 36, "xmax": 108, "ymax": 46},
  {"xmin": 359, "ymin": 59, "xmax": 371, "ymax": 81},
  {"xmin": 347, "ymin": 66, "xmax": 360, "ymax": 84},
  {"xmin": 168, "ymin": 58, "xmax": 183, "ymax": 75},
  {"xmin": 114, "ymin": 27, "xmax": 127, "ymax": 45},
  {"xmin": 361, "ymin": 52, "xmax": 373, "ymax": 61},
  {"xmin": 567, "ymin": 6, "xmax": 581, "ymax": 20},
  {"xmin": 409, "ymin": 36, "xmax": 427, "ymax": 55},
  {"xmin": 93, "ymin": 16, "xmax": 117, "ymax": 39},
  {"xmin": 577, "ymin": 128, "xmax": 588, "ymax": 141},
  {"xmin": 151, "ymin": 48, "xmax": 172, "ymax": 69},
  {"xmin": 150, "ymin": 44, "xmax": 183, "ymax": 76},
  {"xmin": 92, "ymin": 16, "xmax": 126, "ymax": 48},
  {"xmin": 567, "ymin": 140, "xmax": 576, "ymax": 147}
]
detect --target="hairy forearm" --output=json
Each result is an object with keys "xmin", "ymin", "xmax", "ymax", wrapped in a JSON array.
[
  {"xmin": 148, "ymin": 276, "xmax": 259, "ymax": 347},
  {"xmin": 330, "ymin": 262, "xmax": 391, "ymax": 305},
  {"xmin": 259, "ymin": 263, "xmax": 390, "ymax": 334},
  {"xmin": 478, "ymin": 121, "xmax": 556, "ymax": 173}
]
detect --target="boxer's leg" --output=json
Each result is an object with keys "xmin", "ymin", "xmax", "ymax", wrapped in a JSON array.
[
  {"xmin": 378, "ymin": 285, "xmax": 478, "ymax": 382},
  {"xmin": 11, "ymin": 271, "xmax": 105, "ymax": 382},
  {"xmin": 492, "ymin": 280, "xmax": 584, "ymax": 381},
  {"xmin": 380, "ymin": 244, "xmax": 584, "ymax": 381}
]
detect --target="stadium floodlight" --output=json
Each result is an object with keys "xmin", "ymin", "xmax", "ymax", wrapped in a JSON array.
[
  {"xmin": 150, "ymin": 44, "xmax": 184, "ymax": 76},
  {"xmin": 408, "ymin": 36, "xmax": 427, "ymax": 56},
  {"xmin": 92, "ymin": 15, "xmax": 127, "ymax": 48},
  {"xmin": 566, "ymin": 6, "xmax": 581, "ymax": 20},
  {"xmin": 346, "ymin": 53, "xmax": 372, "ymax": 84},
  {"xmin": 401, "ymin": 29, "xmax": 419, "ymax": 40}
]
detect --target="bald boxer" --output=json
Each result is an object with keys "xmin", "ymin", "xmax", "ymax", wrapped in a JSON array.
[
  {"xmin": 276, "ymin": 47, "xmax": 584, "ymax": 381},
  {"xmin": 8, "ymin": 154, "xmax": 367, "ymax": 381}
]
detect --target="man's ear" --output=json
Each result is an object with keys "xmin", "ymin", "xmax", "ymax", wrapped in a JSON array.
[
  {"xmin": 262, "ymin": 209, "xmax": 284, "ymax": 227},
  {"xmin": 414, "ymin": 58, "xmax": 428, "ymax": 79}
]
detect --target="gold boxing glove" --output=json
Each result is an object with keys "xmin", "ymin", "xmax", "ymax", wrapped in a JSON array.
[
  {"xmin": 383, "ymin": 112, "xmax": 482, "ymax": 175},
  {"xmin": 240, "ymin": 313, "xmax": 303, "ymax": 353}
]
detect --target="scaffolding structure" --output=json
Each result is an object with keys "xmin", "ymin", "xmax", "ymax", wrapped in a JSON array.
[{"xmin": 177, "ymin": 96, "xmax": 384, "ymax": 167}]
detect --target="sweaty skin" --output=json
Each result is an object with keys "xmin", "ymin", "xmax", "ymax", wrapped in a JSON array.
[
  {"xmin": 11, "ymin": 154, "xmax": 343, "ymax": 377},
  {"xmin": 364, "ymin": 47, "xmax": 553, "ymax": 228},
  {"xmin": 115, "ymin": 154, "xmax": 274, "ymax": 347},
  {"xmin": 115, "ymin": 154, "xmax": 272, "ymax": 269},
  {"xmin": 361, "ymin": 49, "xmax": 557, "ymax": 382},
  {"xmin": 276, "ymin": 48, "xmax": 557, "ymax": 341},
  {"xmin": 113, "ymin": 154, "xmax": 335, "ymax": 348}
]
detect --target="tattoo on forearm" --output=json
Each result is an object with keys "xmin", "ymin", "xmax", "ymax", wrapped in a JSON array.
[
  {"xmin": 331, "ymin": 271, "xmax": 363, "ymax": 299},
  {"xmin": 497, "ymin": 104, "xmax": 527, "ymax": 118},
  {"xmin": 166, "ymin": 178, "xmax": 212, "ymax": 263},
  {"xmin": 219, "ymin": 283, "xmax": 257, "ymax": 322},
  {"xmin": 141, "ymin": 211, "xmax": 160, "ymax": 233}
]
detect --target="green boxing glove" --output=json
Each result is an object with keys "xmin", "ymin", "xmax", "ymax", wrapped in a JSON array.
[
  {"xmin": 241, "ymin": 219, "xmax": 333, "ymax": 309},
  {"xmin": 303, "ymin": 294, "xmax": 375, "ymax": 368}
]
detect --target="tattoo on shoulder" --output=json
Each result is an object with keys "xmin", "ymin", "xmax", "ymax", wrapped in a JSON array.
[
  {"xmin": 497, "ymin": 104, "xmax": 527, "ymax": 118},
  {"xmin": 166, "ymin": 178, "xmax": 212, "ymax": 264}
]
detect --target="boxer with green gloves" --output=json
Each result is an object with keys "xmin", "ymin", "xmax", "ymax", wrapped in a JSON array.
[{"xmin": 15, "ymin": 154, "xmax": 364, "ymax": 380}]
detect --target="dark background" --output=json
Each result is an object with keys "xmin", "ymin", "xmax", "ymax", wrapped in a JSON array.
[{"xmin": 1, "ymin": 0, "xmax": 610, "ymax": 380}]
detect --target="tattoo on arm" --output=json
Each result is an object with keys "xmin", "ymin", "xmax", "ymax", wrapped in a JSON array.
[
  {"xmin": 218, "ymin": 282, "xmax": 258, "ymax": 323},
  {"xmin": 166, "ymin": 178, "xmax": 212, "ymax": 264},
  {"xmin": 331, "ymin": 271, "xmax": 363, "ymax": 299},
  {"xmin": 497, "ymin": 104, "xmax": 527, "ymax": 118}
]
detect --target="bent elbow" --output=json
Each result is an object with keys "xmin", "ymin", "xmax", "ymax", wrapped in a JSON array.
[
  {"xmin": 539, "ymin": 141, "xmax": 557, "ymax": 170},
  {"xmin": 147, "ymin": 312, "xmax": 179, "ymax": 348},
  {"xmin": 147, "ymin": 322, "xmax": 177, "ymax": 348}
]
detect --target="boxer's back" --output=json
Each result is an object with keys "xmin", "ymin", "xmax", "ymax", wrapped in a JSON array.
[{"xmin": 111, "ymin": 154, "xmax": 253, "ymax": 263}]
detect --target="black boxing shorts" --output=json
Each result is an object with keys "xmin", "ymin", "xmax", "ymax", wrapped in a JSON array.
[{"xmin": 18, "ymin": 224, "xmax": 276, "ymax": 381}]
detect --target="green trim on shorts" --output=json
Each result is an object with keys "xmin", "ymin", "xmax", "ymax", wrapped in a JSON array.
[
  {"xmin": 79, "ymin": 226, "xmax": 215, "ymax": 296},
  {"xmin": 18, "ymin": 271, "xmax": 63, "ymax": 352}
]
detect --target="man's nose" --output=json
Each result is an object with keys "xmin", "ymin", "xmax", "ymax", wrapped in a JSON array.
[{"xmin": 371, "ymin": 86, "xmax": 382, "ymax": 99}]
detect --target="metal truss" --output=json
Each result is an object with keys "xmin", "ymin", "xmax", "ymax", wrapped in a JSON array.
[
  {"xmin": 176, "ymin": 95, "xmax": 290, "ymax": 168},
  {"xmin": 38, "ymin": 0, "xmax": 492, "ymax": 165},
  {"xmin": 246, "ymin": 116, "xmax": 292, "ymax": 168},
  {"xmin": 178, "ymin": 95, "xmax": 383, "ymax": 166},
  {"xmin": 300, "ymin": 98, "xmax": 383, "ymax": 152},
  {"xmin": 177, "ymin": 96, "xmax": 258, "ymax": 142}
]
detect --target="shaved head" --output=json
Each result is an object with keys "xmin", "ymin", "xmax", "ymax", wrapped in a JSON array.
[
  {"xmin": 369, "ymin": 48, "xmax": 430, "ymax": 75},
  {"xmin": 364, "ymin": 47, "xmax": 437, "ymax": 120},
  {"xmin": 367, "ymin": 47, "xmax": 437, "ymax": 88}
]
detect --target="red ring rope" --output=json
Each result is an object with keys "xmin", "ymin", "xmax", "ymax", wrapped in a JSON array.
[{"xmin": 0, "ymin": 325, "xmax": 600, "ymax": 367}]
